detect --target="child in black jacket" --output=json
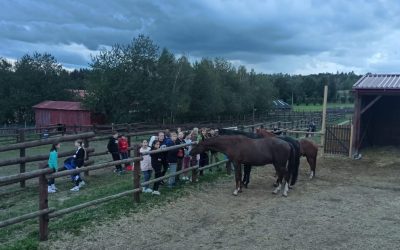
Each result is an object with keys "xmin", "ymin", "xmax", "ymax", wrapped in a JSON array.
[
  {"xmin": 151, "ymin": 141, "xmax": 163, "ymax": 195},
  {"xmin": 107, "ymin": 131, "xmax": 123, "ymax": 173},
  {"xmin": 70, "ymin": 139, "xmax": 86, "ymax": 192}
]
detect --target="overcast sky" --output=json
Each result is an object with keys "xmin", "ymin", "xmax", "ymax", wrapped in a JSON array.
[{"xmin": 1, "ymin": 0, "xmax": 400, "ymax": 74}]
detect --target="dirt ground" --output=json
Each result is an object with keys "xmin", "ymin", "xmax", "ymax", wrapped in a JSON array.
[{"xmin": 41, "ymin": 147, "xmax": 400, "ymax": 250}]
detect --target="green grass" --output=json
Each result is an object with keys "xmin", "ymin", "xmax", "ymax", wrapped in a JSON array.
[
  {"xmin": 0, "ymin": 145, "xmax": 229, "ymax": 250},
  {"xmin": 293, "ymin": 103, "xmax": 354, "ymax": 112}
]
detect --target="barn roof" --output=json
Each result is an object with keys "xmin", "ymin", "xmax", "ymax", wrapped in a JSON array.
[
  {"xmin": 353, "ymin": 73, "xmax": 400, "ymax": 90},
  {"xmin": 32, "ymin": 101, "xmax": 88, "ymax": 111}
]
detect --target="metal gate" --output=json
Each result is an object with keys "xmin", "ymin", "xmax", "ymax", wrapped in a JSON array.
[{"xmin": 324, "ymin": 124, "xmax": 351, "ymax": 156}]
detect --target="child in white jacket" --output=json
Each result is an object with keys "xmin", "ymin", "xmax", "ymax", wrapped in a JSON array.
[{"xmin": 140, "ymin": 140, "xmax": 153, "ymax": 193}]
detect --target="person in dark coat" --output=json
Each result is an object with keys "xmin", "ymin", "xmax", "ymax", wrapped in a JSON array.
[
  {"xmin": 151, "ymin": 141, "xmax": 163, "ymax": 195},
  {"xmin": 107, "ymin": 131, "xmax": 123, "ymax": 174},
  {"xmin": 70, "ymin": 139, "xmax": 86, "ymax": 192}
]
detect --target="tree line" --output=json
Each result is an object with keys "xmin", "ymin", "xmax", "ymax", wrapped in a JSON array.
[{"xmin": 0, "ymin": 35, "xmax": 360, "ymax": 125}]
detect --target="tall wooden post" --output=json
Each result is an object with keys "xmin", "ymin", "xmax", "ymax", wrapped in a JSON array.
[
  {"xmin": 133, "ymin": 145, "xmax": 141, "ymax": 203},
  {"xmin": 127, "ymin": 124, "xmax": 131, "ymax": 157},
  {"xmin": 84, "ymin": 138, "xmax": 89, "ymax": 177},
  {"xmin": 18, "ymin": 129, "xmax": 26, "ymax": 188},
  {"xmin": 321, "ymin": 85, "xmax": 328, "ymax": 156},
  {"xmin": 38, "ymin": 163, "xmax": 49, "ymax": 241},
  {"xmin": 349, "ymin": 124, "xmax": 354, "ymax": 158}
]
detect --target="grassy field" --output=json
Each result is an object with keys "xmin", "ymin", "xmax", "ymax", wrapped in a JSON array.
[
  {"xmin": 0, "ymin": 135, "xmax": 229, "ymax": 250},
  {"xmin": 292, "ymin": 103, "xmax": 354, "ymax": 111}
]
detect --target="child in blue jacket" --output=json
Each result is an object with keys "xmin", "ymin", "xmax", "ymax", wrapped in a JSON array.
[{"xmin": 48, "ymin": 143, "xmax": 60, "ymax": 193}]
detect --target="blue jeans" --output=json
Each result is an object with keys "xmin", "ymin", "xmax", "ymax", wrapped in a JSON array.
[
  {"xmin": 168, "ymin": 163, "xmax": 177, "ymax": 187},
  {"xmin": 142, "ymin": 170, "xmax": 152, "ymax": 189}
]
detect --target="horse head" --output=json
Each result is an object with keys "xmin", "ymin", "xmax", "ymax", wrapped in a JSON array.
[{"xmin": 190, "ymin": 141, "xmax": 205, "ymax": 156}]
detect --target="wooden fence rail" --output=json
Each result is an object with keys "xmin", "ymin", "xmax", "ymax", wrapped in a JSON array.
[
  {"xmin": 0, "ymin": 140, "xmax": 227, "ymax": 242},
  {"xmin": 0, "ymin": 148, "xmax": 95, "ymax": 167},
  {"xmin": 0, "ymin": 132, "xmax": 94, "ymax": 152}
]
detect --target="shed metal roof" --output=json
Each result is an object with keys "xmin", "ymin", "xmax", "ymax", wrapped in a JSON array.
[
  {"xmin": 353, "ymin": 73, "xmax": 400, "ymax": 90},
  {"xmin": 32, "ymin": 101, "xmax": 88, "ymax": 111}
]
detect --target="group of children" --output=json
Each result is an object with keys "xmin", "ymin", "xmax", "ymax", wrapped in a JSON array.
[
  {"xmin": 46, "ymin": 127, "xmax": 217, "ymax": 195},
  {"xmin": 139, "ymin": 127, "xmax": 215, "ymax": 195}
]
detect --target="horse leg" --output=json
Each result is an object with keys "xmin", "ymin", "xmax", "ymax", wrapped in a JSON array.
[
  {"xmin": 307, "ymin": 155, "xmax": 316, "ymax": 179},
  {"xmin": 233, "ymin": 162, "xmax": 240, "ymax": 196},
  {"xmin": 243, "ymin": 165, "xmax": 251, "ymax": 188},
  {"xmin": 272, "ymin": 168, "xmax": 283, "ymax": 194},
  {"xmin": 283, "ymin": 169, "xmax": 290, "ymax": 197},
  {"xmin": 238, "ymin": 164, "xmax": 243, "ymax": 193}
]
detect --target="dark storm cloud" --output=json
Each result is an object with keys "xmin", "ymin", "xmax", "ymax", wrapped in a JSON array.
[{"xmin": 1, "ymin": 0, "xmax": 400, "ymax": 74}]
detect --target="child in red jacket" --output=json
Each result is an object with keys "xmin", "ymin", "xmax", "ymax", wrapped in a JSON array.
[{"xmin": 118, "ymin": 135, "xmax": 130, "ymax": 170}]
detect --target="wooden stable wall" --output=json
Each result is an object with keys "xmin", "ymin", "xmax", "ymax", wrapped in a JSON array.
[{"xmin": 362, "ymin": 96, "xmax": 400, "ymax": 147}]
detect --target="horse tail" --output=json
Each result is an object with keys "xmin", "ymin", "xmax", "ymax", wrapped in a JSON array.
[{"xmin": 290, "ymin": 141, "xmax": 301, "ymax": 186}]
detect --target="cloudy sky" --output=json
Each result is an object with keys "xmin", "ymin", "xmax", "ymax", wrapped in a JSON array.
[{"xmin": 1, "ymin": 0, "xmax": 400, "ymax": 74}]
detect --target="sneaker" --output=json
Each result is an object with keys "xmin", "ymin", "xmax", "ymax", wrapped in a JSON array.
[
  {"xmin": 70, "ymin": 186, "xmax": 80, "ymax": 192},
  {"xmin": 145, "ymin": 188, "xmax": 153, "ymax": 193},
  {"xmin": 48, "ymin": 186, "xmax": 56, "ymax": 193},
  {"xmin": 152, "ymin": 190, "xmax": 160, "ymax": 195},
  {"xmin": 78, "ymin": 181, "xmax": 85, "ymax": 188}
]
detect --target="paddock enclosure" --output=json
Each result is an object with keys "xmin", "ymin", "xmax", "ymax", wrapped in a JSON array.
[{"xmin": 43, "ymin": 147, "xmax": 400, "ymax": 250}]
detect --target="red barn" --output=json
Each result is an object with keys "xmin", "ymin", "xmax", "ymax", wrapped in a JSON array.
[{"xmin": 32, "ymin": 101, "xmax": 91, "ymax": 127}]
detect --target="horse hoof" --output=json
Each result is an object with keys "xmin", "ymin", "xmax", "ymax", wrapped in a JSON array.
[
  {"xmin": 233, "ymin": 190, "xmax": 238, "ymax": 196},
  {"xmin": 282, "ymin": 192, "xmax": 288, "ymax": 197},
  {"xmin": 238, "ymin": 189, "xmax": 243, "ymax": 193},
  {"xmin": 272, "ymin": 190, "xmax": 278, "ymax": 195},
  {"xmin": 289, "ymin": 185, "xmax": 293, "ymax": 189}
]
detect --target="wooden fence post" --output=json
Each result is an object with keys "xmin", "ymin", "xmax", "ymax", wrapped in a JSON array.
[
  {"xmin": 38, "ymin": 163, "xmax": 49, "ymax": 241},
  {"xmin": 18, "ymin": 129, "xmax": 26, "ymax": 188},
  {"xmin": 133, "ymin": 146, "xmax": 141, "ymax": 203},
  {"xmin": 84, "ymin": 138, "xmax": 90, "ymax": 177},
  {"xmin": 127, "ymin": 124, "xmax": 131, "ymax": 157}
]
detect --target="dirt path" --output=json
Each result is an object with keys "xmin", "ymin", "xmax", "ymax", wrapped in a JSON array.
[{"xmin": 42, "ymin": 153, "xmax": 400, "ymax": 250}]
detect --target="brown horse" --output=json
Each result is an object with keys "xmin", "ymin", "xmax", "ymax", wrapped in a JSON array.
[
  {"xmin": 256, "ymin": 128, "xmax": 318, "ymax": 179},
  {"xmin": 190, "ymin": 135, "xmax": 297, "ymax": 197}
]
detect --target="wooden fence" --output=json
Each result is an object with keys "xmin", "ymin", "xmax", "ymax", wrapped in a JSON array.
[
  {"xmin": 0, "ymin": 141, "xmax": 227, "ymax": 241},
  {"xmin": 0, "ymin": 114, "xmax": 349, "ymax": 242}
]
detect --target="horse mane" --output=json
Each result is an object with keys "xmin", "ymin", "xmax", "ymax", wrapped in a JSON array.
[
  {"xmin": 255, "ymin": 128, "xmax": 277, "ymax": 137},
  {"xmin": 218, "ymin": 128, "xmax": 263, "ymax": 139}
]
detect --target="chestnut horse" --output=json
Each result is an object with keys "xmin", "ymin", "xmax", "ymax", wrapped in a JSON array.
[
  {"xmin": 256, "ymin": 128, "xmax": 318, "ymax": 179},
  {"xmin": 218, "ymin": 128, "xmax": 301, "ymax": 187},
  {"xmin": 190, "ymin": 135, "xmax": 297, "ymax": 197},
  {"xmin": 217, "ymin": 128, "xmax": 260, "ymax": 187}
]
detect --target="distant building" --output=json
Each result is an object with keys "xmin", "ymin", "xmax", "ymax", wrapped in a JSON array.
[
  {"xmin": 67, "ymin": 89, "xmax": 87, "ymax": 101},
  {"xmin": 272, "ymin": 99, "xmax": 291, "ymax": 111},
  {"xmin": 32, "ymin": 101, "xmax": 91, "ymax": 128},
  {"xmin": 352, "ymin": 73, "xmax": 400, "ymax": 153}
]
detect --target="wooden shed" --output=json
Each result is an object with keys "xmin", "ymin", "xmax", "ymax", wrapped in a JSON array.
[
  {"xmin": 32, "ymin": 101, "xmax": 91, "ymax": 128},
  {"xmin": 352, "ymin": 73, "xmax": 400, "ymax": 153}
]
